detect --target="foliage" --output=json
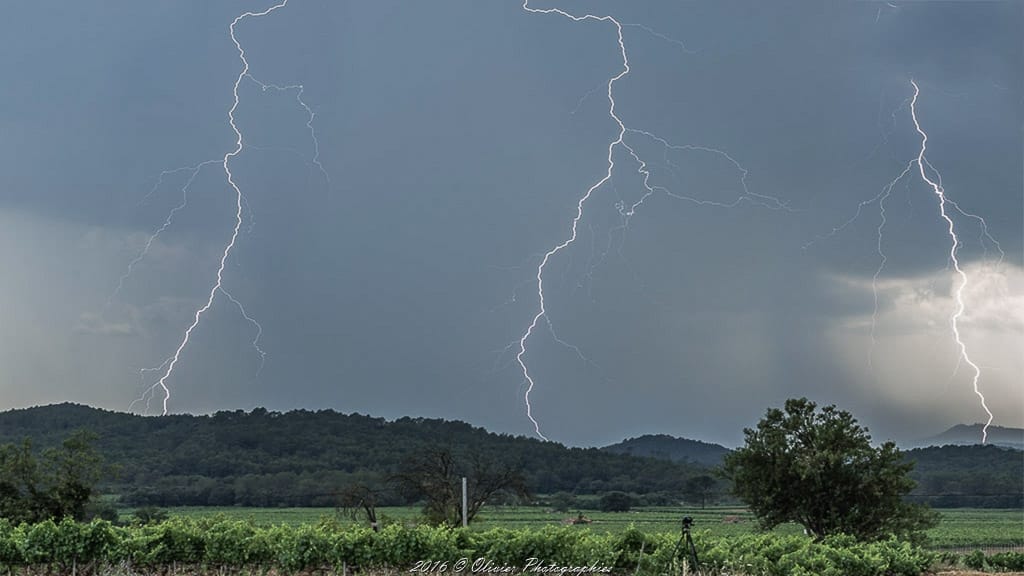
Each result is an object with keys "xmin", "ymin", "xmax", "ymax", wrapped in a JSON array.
[
  {"xmin": 0, "ymin": 404, "xmax": 716, "ymax": 507},
  {"xmin": 337, "ymin": 483, "xmax": 385, "ymax": 531},
  {"xmin": 905, "ymin": 444, "xmax": 1024, "ymax": 508},
  {"xmin": 151, "ymin": 504, "xmax": 1024, "ymax": 551},
  {"xmin": 683, "ymin": 475, "xmax": 717, "ymax": 509},
  {"xmin": 41, "ymin": 430, "xmax": 105, "ymax": 521},
  {"xmin": 987, "ymin": 551, "xmax": 1024, "ymax": 571},
  {"xmin": 963, "ymin": 549, "xmax": 987, "ymax": 570},
  {"xmin": 602, "ymin": 434, "xmax": 731, "ymax": 466},
  {"xmin": 961, "ymin": 549, "xmax": 1024, "ymax": 571},
  {"xmin": 597, "ymin": 491, "xmax": 633, "ymax": 512},
  {"xmin": 0, "ymin": 441, "xmax": 40, "ymax": 523},
  {"xmin": 82, "ymin": 498, "xmax": 120, "ymax": 523},
  {"xmin": 548, "ymin": 491, "xmax": 577, "ymax": 512},
  {"xmin": 0, "ymin": 430, "xmax": 106, "ymax": 523},
  {"xmin": 392, "ymin": 448, "xmax": 529, "ymax": 526},
  {"xmin": 2, "ymin": 404, "xmax": 1019, "ymax": 510},
  {"xmin": 924, "ymin": 508, "xmax": 1024, "ymax": 548},
  {"xmin": 0, "ymin": 517, "xmax": 941, "ymax": 575},
  {"xmin": 723, "ymin": 398, "xmax": 939, "ymax": 542},
  {"xmin": 132, "ymin": 506, "xmax": 169, "ymax": 525}
]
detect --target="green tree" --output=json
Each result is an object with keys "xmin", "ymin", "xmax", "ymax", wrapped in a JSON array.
[
  {"xmin": 43, "ymin": 430, "xmax": 104, "ymax": 520},
  {"xmin": 598, "ymin": 491, "xmax": 633, "ymax": 512},
  {"xmin": 337, "ymin": 483, "xmax": 384, "ymax": 531},
  {"xmin": 0, "ymin": 430, "xmax": 106, "ymax": 523},
  {"xmin": 683, "ymin": 475, "xmax": 716, "ymax": 509},
  {"xmin": 549, "ymin": 491, "xmax": 577, "ymax": 513},
  {"xmin": 0, "ymin": 440, "xmax": 45, "ymax": 522},
  {"xmin": 723, "ymin": 398, "xmax": 938, "ymax": 542},
  {"xmin": 132, "ymin": 506, "xmax": 169, "ymax": 524},
  {"xmin": 393, "ymin": 448, "xmax": 529, "ymax": 526}
]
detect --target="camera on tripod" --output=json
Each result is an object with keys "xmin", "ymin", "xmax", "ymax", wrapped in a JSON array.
[{"xmin": 669, "ymin": 516, "xmax": 700, "ymax": 572}]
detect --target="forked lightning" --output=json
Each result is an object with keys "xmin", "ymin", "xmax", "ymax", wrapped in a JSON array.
[
  {"xmin": 132, "ymin": 1, "xmax": 293, "ymax": 414},
  {"xmin": 909, "ymin": 80, "xmax": 994, "ymax": 443},
  {"xmin": 517, "ymin": 2, "xmax": 788, "ymax": 440}
]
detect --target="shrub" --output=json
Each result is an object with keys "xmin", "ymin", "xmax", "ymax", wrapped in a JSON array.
[{"xmin": 598, "ymin": 491, "xmax": 633, "ymax": 512}]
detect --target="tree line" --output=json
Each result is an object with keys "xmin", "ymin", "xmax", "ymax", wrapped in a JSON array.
[
  {"xmin": 0, "ymin": 403, "xmax": 1018, "ymax": 512},
  {"xmin": 0, "ymin": 404, "xmax": 710, "ymax": 508},
  {"xmin": 0, "ymin": 430, "xmax": 108, "ymax": 523},
  {"xmin": 0, "ymin": 399, "xmax": 949, "ymax": 546}
]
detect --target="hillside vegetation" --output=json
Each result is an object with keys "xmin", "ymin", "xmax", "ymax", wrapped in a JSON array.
[
  {"xmin": 601, "ymin": 434, "xmax": 730, "ymax": 466},
  {"xmin": 904, "ymin": 444, "xmax": 1023, "ymax": 508},
  {"xmin": 0, "ymin": 517, "xmax": 940, "ymax": 576},
  {"xmin": 0, "ymin": 404, "xmax": 1018, "ymax": 509},
  {"xmin": 0, "ymin": 404, "xmax": 708, "ymax": 507},
  {"xmin": 916, "ymin": 423, "xmax": 1024, "ymax": 450}
]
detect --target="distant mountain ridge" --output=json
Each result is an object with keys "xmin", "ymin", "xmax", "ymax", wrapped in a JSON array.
[
  {"xmin": 0, "ymin": 404, "xmax": 1019, "ymax": 509},
  {"xmin": 914, "ymin": 424, "xmax": 1024, "ymax": 450},
  {"xmin": 598, "ymin": 432, "xmax": 1021, "ymax": 508},
  {"xmin": 601, "ymin": 434, "xmax": 731, "ymax": 467},
  {"xmin": 0, "ymin": 403, "xmax": 709, "ymax": 507},
  {"xmin": 902, "ymin": 443, "xmax": 1022, "ymax": 508}
]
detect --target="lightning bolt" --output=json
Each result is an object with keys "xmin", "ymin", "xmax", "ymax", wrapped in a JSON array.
[
  {"xmin": 807, "ymin": 81, "xmax": 999, "ymax": 443},
  {"xmin": 806, "ymin": 160, "xmax": 915, "ymax": 366},
  {"xmin": 867, "ymin": 161, "xmax": 914, "ymax": 366},
  {"xmin": 517, "ymin": 2, "xmax": 629, "ymax": 441},
  {"xmin": 137, "ymin": 1, "xmax": 292, "ymax": 415},
  {"xmin": 221, "ymin": 287, "xmax": 266, "ymax": 379},
  {"xmin": 108, "ymin": 160, "xmax": 219, "ymax": 307},
  {"xmin": 621, "ymin": 129, "xmax": 791, "ymax": 215},
  {"xmin": 246, "ymin": 77, "xmax": 330, "ymax": 186},
  {"xmin": 909, "ymin": 79, "xmax": 994, "ymax": 443},
  {"xmin": 128, "ymin": 357, "xmax": 171, "ymax": 415},
  {"xmin": 621, "ymin": 23, "xmax": 697, "ymax": 55},
  {"xmin": 517, "ymin": 3, "xmax": 789, "ymax": 439},
  {"xmin": 923, "ymin": 156, "xmax": 1005, "ymax": 265}
]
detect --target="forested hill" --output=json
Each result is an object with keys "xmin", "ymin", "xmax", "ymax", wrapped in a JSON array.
[
  {"xmin": 598, "ymin": 433, "xmax": 1021, "ymax": 508},
  {"xmin": 0, "ymin": 403, "xmax": 709, "ymax": 507},
  {"xmin": 601, "ymin": 434, "xmax": 730, "ymax": 466},
  {"xmin": 903, "ymin": 444, "xmax": 1023, "ymax": 508},
  {"xmin": 915, "ymin": 424, "xmax": 1024, "ymax": 450}
]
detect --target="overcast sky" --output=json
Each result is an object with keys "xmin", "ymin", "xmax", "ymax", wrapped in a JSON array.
[{"xmin": 0, "ymin": 1, "xmax": 1021, "ymax": 447}]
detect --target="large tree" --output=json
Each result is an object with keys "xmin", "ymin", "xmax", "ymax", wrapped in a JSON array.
[
  {"xmin": 393, "ymin": 448, "xmax": 529, "ymax": 526},
  {"xmin": 337, "ymin": 483, "xmax": 385, "ymax": 531},
  {"xmin": 723, "ymin": 398, "xmax": 938, "ymax": 542},
  {"xmin": 683, "ymin": 475, "xmax": 717, "ymax": 509},
  {"xmin": 0, "ymin": 430, "xmax": 105, "ymax": 523}
]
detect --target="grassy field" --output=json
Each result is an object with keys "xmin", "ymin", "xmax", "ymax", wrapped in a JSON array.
[{"xmin": 124, "ymin": 505, "xmax": 1023, "ymax": 549}]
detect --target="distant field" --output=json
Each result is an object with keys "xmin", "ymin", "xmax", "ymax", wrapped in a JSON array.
[
  {"xmin": 927, "ymin": 508, "xmax": 1024, "ymax": 549},
  {"xmin": 123, "ymin": 505, "xmax": 1023, "ymax": 549}
]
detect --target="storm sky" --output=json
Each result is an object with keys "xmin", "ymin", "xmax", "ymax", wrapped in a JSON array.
[{"xmin": 0, "ymin": 1, "xmax": 1021, "ymax": 447}]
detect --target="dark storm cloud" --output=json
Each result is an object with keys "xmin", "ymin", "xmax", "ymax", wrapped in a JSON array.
[{"xmin": 0, "ymin": 1, "xmax": 1020, "ymax": 447}]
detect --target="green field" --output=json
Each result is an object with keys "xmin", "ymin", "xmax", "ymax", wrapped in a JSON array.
[
  {"xmin": 925, "ymin": 508, "xmax": 1024, "ymax": 549},
  {"xmin": 126, "ymin": 505, "xmax": 1023, "ymax": 549}
]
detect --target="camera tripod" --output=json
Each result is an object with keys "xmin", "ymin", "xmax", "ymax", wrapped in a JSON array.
[{"xmin": 670, "ymin": 516, "xmax": 700, "ymax": 574}]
